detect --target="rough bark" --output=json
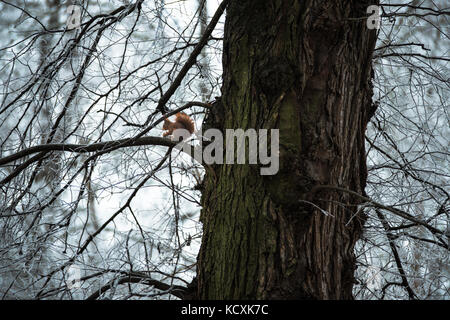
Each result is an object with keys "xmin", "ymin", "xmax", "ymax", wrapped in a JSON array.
[{"xmin": 197, "ymin": 0, "xmax": 378, "ymax": 299}]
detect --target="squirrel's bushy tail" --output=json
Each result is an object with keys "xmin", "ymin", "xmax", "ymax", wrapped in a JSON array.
[{"xmin": 175, "ymin": 112, "xmax": 195, "ymax": 134}]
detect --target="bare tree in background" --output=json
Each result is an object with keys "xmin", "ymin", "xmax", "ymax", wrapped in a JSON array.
[{"xmin": 0, "ymin": 0, "xmax": 448, "ymax": 299}]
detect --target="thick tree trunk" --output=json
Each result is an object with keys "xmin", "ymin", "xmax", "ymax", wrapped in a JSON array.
[{"xmin": 197, "ymin": 0, "xmax": 378, "ymax": 299}]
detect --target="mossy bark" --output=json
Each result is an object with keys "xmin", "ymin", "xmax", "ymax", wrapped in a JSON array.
[{"xmin": 197, "ymin": 0, "xmax": 378, "ymax": 299}]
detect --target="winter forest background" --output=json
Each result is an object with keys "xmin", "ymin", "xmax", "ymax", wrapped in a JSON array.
[{"xmin": 0, "ymin": 0, "xmax": 448, "ymax": 299}]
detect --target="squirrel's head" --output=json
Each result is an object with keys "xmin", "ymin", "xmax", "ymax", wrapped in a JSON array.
[{"xmin": 162, "ymin": 117, "xmax": 171, "ymax": 130}]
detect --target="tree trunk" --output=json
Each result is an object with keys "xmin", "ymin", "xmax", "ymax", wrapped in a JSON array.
[{"xmin": 197, "ymin": 0, "xmax": 378, "ymax": 299}]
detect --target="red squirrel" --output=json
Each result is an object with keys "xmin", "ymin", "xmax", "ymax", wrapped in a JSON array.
[{"xmin": 162, "ymin": 112, "xmax": 195, "ymax": 137}]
